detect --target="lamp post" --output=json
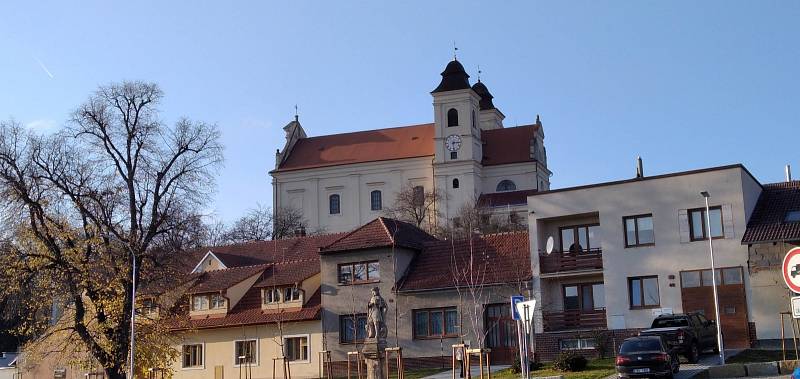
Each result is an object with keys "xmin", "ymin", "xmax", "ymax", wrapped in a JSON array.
[
  {"xmin": 129, "ymin": 247, "xmax": 137, "ymax": 379},
  {"xmin": 700, "ymin": 191, "xmax": 724, "ymax": 365}
]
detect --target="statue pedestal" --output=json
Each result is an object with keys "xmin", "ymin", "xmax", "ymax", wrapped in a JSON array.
[{"xmin": 361, "ymin": 339, "xmax": 386, "ymax": 379}]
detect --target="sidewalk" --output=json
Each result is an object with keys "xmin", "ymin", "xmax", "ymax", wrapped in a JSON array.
[{"xmin": 421, "ymin": 364, "xmax": 510, "ymax": 379}]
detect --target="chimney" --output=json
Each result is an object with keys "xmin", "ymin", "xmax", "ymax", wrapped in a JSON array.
[
  {"xmin": 294, "ymin": 226, "xmax": 306, "ymax": 238},
  {"xmin": 636, "ymin": 156, "xmax": 644, "ymax": 178},
  {"xmin": 787, "ymin": 164, "xmax": 793, "ymax": 182}
]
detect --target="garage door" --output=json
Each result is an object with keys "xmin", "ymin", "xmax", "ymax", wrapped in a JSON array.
[{"xmin": 679, "ymin": 266, "xmax": 750, "ymax": 348}]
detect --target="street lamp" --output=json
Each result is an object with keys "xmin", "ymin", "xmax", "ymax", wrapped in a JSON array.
[{"xmin": 700, "ymin": 191, "xmax": 725, "ymax": 365}]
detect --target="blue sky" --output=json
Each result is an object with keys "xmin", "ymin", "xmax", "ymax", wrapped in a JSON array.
[{"xmin": 1, "ymin": 1, "xmax": 798, "ymax": 223}]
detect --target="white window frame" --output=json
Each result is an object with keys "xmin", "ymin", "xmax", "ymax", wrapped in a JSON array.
[
  {"xmin": 181, "ymin": 342, "xmax": 205, "ymax": 370},
  {"xmin": 233, "ymin": 338, "xmax": 259, "ymax": 367},
  {"xmin": 283, "ymin": 334, "xmax": 311, "ymax": 364},
  {"xmin": 559, "ymin": 338, "xmax": 596, "ymax": 351},
  {"xmin": 263, "ymin": 288, "xmax": 282, "ymax": 304}
]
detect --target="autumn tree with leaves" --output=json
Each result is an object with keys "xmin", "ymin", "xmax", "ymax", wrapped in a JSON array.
[{"xmin": 0, "ymin": 81, "xmax": 223, "ymax": 379}]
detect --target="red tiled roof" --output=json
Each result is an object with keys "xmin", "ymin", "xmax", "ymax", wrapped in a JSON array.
[
  {"xmin": 478, "ymin": 189, "xmax": 539, "ymax": 208},
  {"xmin": 273, "ymin": 123, "xmax": 541, "ymax": 172},
  {"xmin": 481, "ymin": 124, "xmax": 539, "ymax": 166},
  {"xmin": 320, "ymin": 217, "xmax": 438, "ymax": 254},
  {"xmin": 187, "ymin": 264, "xmax": 268, "ymax": 294},
  {"xmin": 274, "ymin": 124, "xmax": 435, "ymax": 172},
  {"xmin": 253, "ymin": 259, "xmax": 321, "ymax": 288},
  {"xmin": 399, "ymin": 231, "xmax": 531, "ymax": 291},
  {"xmin": 742, "ymin": 181, "xmax": 800, "ymax": 243},
  {"xmin": 172, "ymin": 288, "xmax": 322, "ymax": 330},
  {"xmin": 201, "ymin": 233, "xmax": 347, "ymax": 268}
]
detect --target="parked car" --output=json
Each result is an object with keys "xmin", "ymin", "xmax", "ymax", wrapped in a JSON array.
[
  {"xmin": 639, "ymin": 313, "xmax": 718, "ymax": 363},
  {"xmin": 616, "ymin": 336, "xmax": 680, "ymax": 379}
]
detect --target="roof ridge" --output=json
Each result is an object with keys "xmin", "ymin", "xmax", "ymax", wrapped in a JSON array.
[
  {"xmin": 377, "ymin": 217, "xmax": 397, "ymax": 245},
  {"xmin": 299, "ymin": 122, "xmax": 433, "ymax": 141},
  {"xmin": 201, "ymin": 231, "xmax": 349, "ymax": 251},
  {"xmin": 319, "ymin": 220, "xmax": 376, "ymax": 251}
]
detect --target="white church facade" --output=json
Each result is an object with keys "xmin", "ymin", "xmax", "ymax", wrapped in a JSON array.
[{"xmin": 270, "ymin": 59, "xmax": 552, "ymax": 233}]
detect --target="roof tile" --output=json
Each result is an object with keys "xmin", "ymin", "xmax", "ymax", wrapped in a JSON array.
[
  {"xmin": 320, "ymin": 217, "xmax": 437, "ymax": 253},
  {"xmin": 742, "ymin": 181, "xmax": 800, "ymax": 243}
]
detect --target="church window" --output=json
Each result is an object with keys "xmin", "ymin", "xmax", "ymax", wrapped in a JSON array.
[
  {"xmin": 471, "ymin": 110, "xmax": 476, "ymax": 129},
  {"xmin": 452, "ymin": 178, "xmax": 459, "ymax": 189},
  {"xmin": 447, "ymin": 108, "xmax": 458, "ymax": 127},
  {"xmin": 329, "ymin": 194, "xmax": 341, "ymax": 215},
  {"xmin": 450, "ymin": 151, "xmax": 457, "ymax": 160},
  {"xmin": 370, "ymin": 190, "xmax": 382, "ymax": 211},
  {"xmin": 412, "ymin": 186, "xmax": 425, "ymax": 206},
  {"xmin": 496, "ymin": 180, "xmax": 516, "ymax": 192}
]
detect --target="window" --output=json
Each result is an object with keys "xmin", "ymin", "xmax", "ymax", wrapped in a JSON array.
[
  {"xmin": 139, "ymin": 298, "xmax": 158, "ymax": 316},
  {"xmin": 340, "ymin": 314, "xmax": 367, "ymax": 343},
  {"xmin": 329, "ymin": 194, "xmax": 341, "ymax": 215},
  {"xmin": 450, "ymin": 151, "xmax": 457, "ymax": 160},
  {"xmin": 623, "ymin": 214, "xmax": 654, "ymax": 247},
  {"xmin": 563, "ymin": 283, "xmax": 604, "ymax": 311},
  {"xmin": 284, "ymin": 287, "xmax": 302, "ymax": 302},
  {"xmin": 471, "ymin": 109, "xmax": 476, "ymax": 129},
  {"xmin": 264, "ymin": 288, "xmax": 281, "ymax": 304},
  {"xmin": 680, "ymin": 267, "xmax": 743, "ymax": 287},
  {"xmin": 370, "ymin": 190, "xmax": 382, "ymax": 211},
  {"xmin": 338, "ymin": 261, "xmax": 379, "ymax": 284},
  {"xmin": 412, "ymin": 186, "xmax": 425, "ymax": 206},
  {"xmin": 210, "ymin": 294, "xmax": 225, "ymax": 309},
  {"xmin": 182, "ymin": 344, "xmax": 203, "ymax": 368},
  {"xmin": 447, "ymin": 108, "xmax": 459, "ymax": 127},
  {"xmin": 786, "ymin": 210, "xmax": 800, "ymax": 223},
  {"xmin": 560, "ymin": 338, "xmax": 597, "ymax": 350},
  {"xmin": 451, "ymin": 178, "xmax": 460, "ymax": 189},
  {"xmin": 689, "ymin": 206, "xmax": 723, "ymax": 241},
  {"xmin": 284, "ymin": 335, "xmax": 309, "ymax": 362},
  {"xmin": 234, "ymin": 340, "xmax": 257, "ymax": 366},
  {"xmin": 559, "ymin": 224, "xmax": 600, "ymax": 253},
  {"xmin": 496, "ymin": 180, "xmax": 516, "ymax": 192},
  {"xmin": 413, "ymin": 308, "xmax": 458, "ymax": 338},
  {"xmin": 629, "ymin": 276, "xmax": 660, "ymax": 308}
]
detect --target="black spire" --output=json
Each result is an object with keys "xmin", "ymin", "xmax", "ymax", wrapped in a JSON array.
[
  {"xmin": 471, "ymin": 80, "xmax": 495, "ymax": 110},
  {"xmin": 431, "ymin": 59, "xmax": 471, "ymax": 93}
]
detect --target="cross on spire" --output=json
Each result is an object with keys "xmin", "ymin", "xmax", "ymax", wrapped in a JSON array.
[
  {"xmin": 294, "ymin": 104, "xmax": 299, "ymax": 122},
  {"xmin": 453, "ymin": 41, "xmax": 458, "ymax": 60},
  {"xmin": 477, "ymin": 65, "xmax": 482, "ymax": 82}
]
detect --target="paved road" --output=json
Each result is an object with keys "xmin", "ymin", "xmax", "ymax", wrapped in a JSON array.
[{"xmin": 421, "ymin": 364, "xmax": 510, "ymax": 379}]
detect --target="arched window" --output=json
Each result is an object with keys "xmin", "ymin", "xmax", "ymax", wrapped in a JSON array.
[
  {"xmin": 370, "ymin": 190, "xmax": 382, "ymax": 211},
  {"xmin": 452, "ymin": 178, "xmax": 459, "ymax": 189},
  {"xmin": 447, "ymin": 108, "xmax": 459, "ymax": 127},
  {"xmin": 496, "ymin": 180, "xmax": 517, "ymax": 192},
  {"xmin": 329, "ymin": 194, "xmax": 340, "ymax": 214}
]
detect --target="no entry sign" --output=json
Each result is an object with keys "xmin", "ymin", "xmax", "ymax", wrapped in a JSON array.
[{"xmin": 783, "ymin": 247, "xmax": 800, "ymax": 293}]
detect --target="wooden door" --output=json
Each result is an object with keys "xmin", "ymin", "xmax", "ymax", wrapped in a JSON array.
[
  {"xmin": 680, "ymin": 267, "xmax": 750, "ymax": 348},
  {"xmin": 485, "ymin": 303, "xmax": 518, "ymax": 363}
]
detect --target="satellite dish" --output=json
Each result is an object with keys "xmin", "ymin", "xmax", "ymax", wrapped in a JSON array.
[{"xmin": 545, "ymin": 236, "xmax": 555, "ymax": 255}]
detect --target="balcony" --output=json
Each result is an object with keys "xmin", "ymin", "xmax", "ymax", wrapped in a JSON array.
[
  {"xmin": 539, "ymin": 249, "xmax": 603, "ymax": 274},
  {"xmin": 543, "ymin": 309, "xmax": 607, "ymax": 332}
]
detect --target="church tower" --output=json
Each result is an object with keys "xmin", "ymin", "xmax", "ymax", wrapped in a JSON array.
[{"xmin": 431, "ymin": 59, "xmax": 483, "ymax": 164}]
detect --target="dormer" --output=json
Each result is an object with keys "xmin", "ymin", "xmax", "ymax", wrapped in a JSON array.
[
  {"xmin": 186, "ymin": 265, "xmax": 266, "ymax": 319},
  {"xmin": 275, "ymin": 117, "xmax": 307, "ymax": 169},
  {"xmin": 136, "ymin": 297, "xmax": 161, "ymax": 320},
  {"xmin": 192, "ymin": 250, "xmax": 228, "ymax": 273},
  {"xmin": 260, "ymin": 285, "xmax": 305, "ymax": 311}
]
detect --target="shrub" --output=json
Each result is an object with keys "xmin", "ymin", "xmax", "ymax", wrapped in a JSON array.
[{"xmin": 552, "ymin": 351, "xmax": 588, "ymax": 372}]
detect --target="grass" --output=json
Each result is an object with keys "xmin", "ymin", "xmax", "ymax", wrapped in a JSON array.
[
  {"xmin": 401, "ymin": 367, "xmax": 450, "ymax": 379},
  {"xmin": 491, "ymin": 358, "xmax": 616, "ymax": 379},
  {"xmin": 726, "ymin": 349, "xmax": 797, "ymax": 363}
]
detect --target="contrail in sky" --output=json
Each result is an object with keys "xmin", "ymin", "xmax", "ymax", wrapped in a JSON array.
[{"xmin": 33, "ymin": 57, "xmax": 54, "ymax": 79}]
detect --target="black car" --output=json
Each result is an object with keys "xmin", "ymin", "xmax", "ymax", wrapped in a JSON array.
[
  {"xmin": 639, "ymin": 313, "xmax": 717, "ymax": 363},
  {"xmin": 616, "ymin": 336, "xmax": 679, "ymax": 379}
]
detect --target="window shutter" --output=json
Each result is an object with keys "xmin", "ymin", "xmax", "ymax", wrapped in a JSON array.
[
  {"xmin": 678, "ymin": 209, "xmax": 690, "ymax": 243},
  {"xmin": 722, "ymin": 203, "xmax": 735, "ymax": 239}
]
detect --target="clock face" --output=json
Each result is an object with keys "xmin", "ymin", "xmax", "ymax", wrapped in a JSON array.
[{"xmin": 445, "ymin": 135, "xmax": 462, "ymax": 152}]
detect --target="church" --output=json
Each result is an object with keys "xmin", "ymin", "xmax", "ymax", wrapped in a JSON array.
[{"xmin": 271, "ymin": 59, "xmax": 552, "ymax": 233}]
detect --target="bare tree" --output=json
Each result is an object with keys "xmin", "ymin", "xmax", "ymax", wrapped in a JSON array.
[
  {"xmin": 0, "ymin": 81, "xmax": 222, "ymax": 379},
  {"xmin": 449, "ymin": 234, "xmax": 491, "ymax": 349},
  {"xmin": 383, "ymin": 185, "xmax": 441, "ymax": 233},
  {"xmin": 441, "ymin": 198, "xmax": 526, "ymax": 237},
  {"xmin": 271, "ymin": 206, "xmax": 308, "ymax": 240},
  {"xmin": 224, "ymin": 203, "xmax": 273, "ymax": 243}
]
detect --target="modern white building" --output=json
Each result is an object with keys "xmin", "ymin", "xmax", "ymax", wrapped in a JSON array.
[{"xmin": 270, "ymin": 59, "xmax": 551, "ymax": 233}]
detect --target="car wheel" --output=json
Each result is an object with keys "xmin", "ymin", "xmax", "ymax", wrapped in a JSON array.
[{"xmin": 687, "ymin": 343, "xmax": 699, "ymax": 363}]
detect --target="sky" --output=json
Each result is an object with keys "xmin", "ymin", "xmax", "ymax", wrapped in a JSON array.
[{"xmin": 1, "ymin": 1, "xmax": 798, "ymax": 224}]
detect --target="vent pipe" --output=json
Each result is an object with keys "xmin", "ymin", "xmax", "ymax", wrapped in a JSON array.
[
  {"xmin": 636, "ymin": 156, "xmax": 644, "ymax": 178},
  {"xmin": 787, "ymin": 164, "xmax": 793, "ymax": 182}
]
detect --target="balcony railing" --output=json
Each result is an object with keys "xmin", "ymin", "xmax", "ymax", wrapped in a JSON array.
[
  {"xmin": 539, "ymin": 249, "xmax": 603, "ymax": 274},
  {"xmin": 543, "ymin": 309, "xmax": 607, "ymax": 332}
]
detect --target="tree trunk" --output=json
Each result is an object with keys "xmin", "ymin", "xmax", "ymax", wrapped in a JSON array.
[{"xmin": 105, "ymin": 364, "xmax": 127, "ymax": 379}]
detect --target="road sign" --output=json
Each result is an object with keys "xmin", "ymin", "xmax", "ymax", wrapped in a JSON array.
[
  {"xmin": 792, "ymin": 297, "xmax": 800, "ymax": 319},
  {"xmin": 510, "ymin": 295, "xmax": 524, "ymax": 320},
  {"xmin": 515, "ymin": 299, "xmax": 536, "ymax": 324},
  {"xmin": 782, "ymin": 247, "xmax": 800, "ymax": 293}
]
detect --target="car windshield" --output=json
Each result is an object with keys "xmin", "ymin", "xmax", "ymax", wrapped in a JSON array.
[
  {"xmin": 620, "ymin": 339, "xmax": 663, "ymax": 353},
  {"xmin": 652, "ymin": 317, "xmax": 688, "ymax": 328}
]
